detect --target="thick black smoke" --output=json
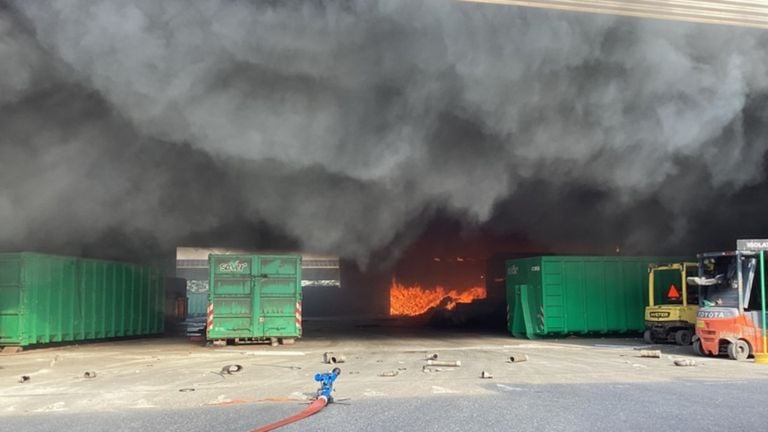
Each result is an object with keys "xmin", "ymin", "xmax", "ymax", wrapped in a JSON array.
[{"xmin": 1, "ymin": 0, "xmax": 768, "ymax": 264}]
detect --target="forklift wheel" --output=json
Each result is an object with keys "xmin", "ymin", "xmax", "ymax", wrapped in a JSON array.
[
  {"xmin": 692, "ymin": 340, "xmax": 704, "ymax": 356},
  {"xmin": 727, "ymin": 340, "xmax": 750, "ymax": 361},
  {"xmin": 643, "ymin": 330, "xmax": 654, "ymax": 345},
  {"xmin": 674, "ymin": 330, "xmax": 692, "ymax": 346}
]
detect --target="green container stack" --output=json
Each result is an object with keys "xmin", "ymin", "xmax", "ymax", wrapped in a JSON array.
[
  {"xmin": 506, "ymin": 256, "xmax": 685, "ymax": 339},
  {"xmin": 207, "ymin": 254, "xmax": 302, "ymax": 342},
  {"xmin": 0, "ymin": 252, "xmax": 164, "ymax": 348}
]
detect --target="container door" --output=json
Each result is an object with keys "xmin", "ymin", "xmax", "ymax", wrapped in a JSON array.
[
  {"xmin": 187, "ymin": 292, "xmax": 209, "ymax": 317},
  {"xmin": 209, "ymin": 256, "xmax": 258, "ymax": 338},
  {"xmin": 512, "ymin": 284, "xmax": 539, "ymax": 339},
  {"xmin": 0, "ymin": 256, "xmax": 22, "ymax": 345},
  {"xmin": 257, "ymin": 256, "xmax": 300, "ymax": 337}
]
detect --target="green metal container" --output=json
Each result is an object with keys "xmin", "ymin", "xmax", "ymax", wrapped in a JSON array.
[
  {"xmin": 0, "ymin": 252, "xmax": 164, "ymax": 348},
  {"xmin": 187, "ymin": 291, "xmax": 209, "ymax": 317},
  {"xmin": 207, "ymin": 254, "xmax": 302, "ymax": 342},
  {"xmin": 505, "ymin": 256, "xmax": 686, "ymax": 339}
]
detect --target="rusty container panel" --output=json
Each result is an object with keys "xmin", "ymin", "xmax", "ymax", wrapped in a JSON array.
[{"xmin": 0, "ymin": 252, "xmax": 164, "ymax": 348}]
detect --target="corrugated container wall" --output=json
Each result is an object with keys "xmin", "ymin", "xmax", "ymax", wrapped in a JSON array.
[
  {"xmin": 0, "ymin": 253, "xmax": 164, "ymax": 348},
  {"xmin": 187, "ymin": 292, "xmax": 209, "ymax": 317},
  {"xmin": 207, "ymin": 254, "xmax": 302, "ymax": 341},
  {"xmin": 505, "ymin": 256, "xmax": 688, "ymax": 338}
]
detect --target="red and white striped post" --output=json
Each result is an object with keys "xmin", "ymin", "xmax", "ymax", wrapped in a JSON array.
[
  {"xmin": 206, "ymin": 303, "xmax": 214, "ymax": 333},
  {"xmin": 295, "ymin": 301, "xmax": 302, "ymax": 335}
]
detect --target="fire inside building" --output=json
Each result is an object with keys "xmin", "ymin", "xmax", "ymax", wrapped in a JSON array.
[{"xmin": 4, "ymin": 0, "xmax": 768, "ymax": 430}]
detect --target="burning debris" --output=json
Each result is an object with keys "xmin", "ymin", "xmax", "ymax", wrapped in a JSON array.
[{"xmin": 389, "ymin": 278, "xmax": 487, "ymax": 316}]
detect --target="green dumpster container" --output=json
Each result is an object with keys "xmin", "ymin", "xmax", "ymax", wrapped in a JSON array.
[
  {"xmin": 0, "ymin": 252, "xmax": 164, "ymax": 348},
  {"xmin": 505, "ymin": 256, "xmax": 688, "ymax": 339},
  {"xmin": 187, "ymin": 291, "xmax": 209, "ymax": 317},
  {"xmin": 207, "ymin": 254, "xmax": 302, "ymax": 343}
]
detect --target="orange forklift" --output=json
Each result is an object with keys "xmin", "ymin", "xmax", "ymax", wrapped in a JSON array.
[{"xmin": 689, "ymin": 239, "xmax": 768, "ymax": 361}]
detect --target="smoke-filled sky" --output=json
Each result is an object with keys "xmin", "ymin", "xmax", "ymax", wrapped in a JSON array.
[{"xmin": 1, "ymin": 0, "xmax": 768, "ymax": 264}]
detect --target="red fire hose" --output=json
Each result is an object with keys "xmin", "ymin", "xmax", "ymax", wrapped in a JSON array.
[{"xmin": 249, "ymin": 396, "xmax": 329, "ymax": 432}]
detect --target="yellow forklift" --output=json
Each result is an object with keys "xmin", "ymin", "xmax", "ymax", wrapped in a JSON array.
[{"xmin": 643, "ymin": 262, "xmax": 699, "ymax": 345}]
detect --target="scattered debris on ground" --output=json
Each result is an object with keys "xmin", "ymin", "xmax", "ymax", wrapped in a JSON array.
[
  {"xmin": 323, "ymin": 352, "xmax": 346, "ymax": 364},
  {"xmin": 480, "ymin": 370, "xmax": 493, "ymax": 379},
  {"xmin": 18, "ymin": 375, "xmax": 30, "ymax": 383},
  {"xmin": 379, "ymin": 370, "xmax": 399, "ymax": 377},
  {"xmin": 639, "ymin": 350, "xmax": 661, "ymax": 358},
  {"xmin": 508, "ymin": 354, "xmax": 529, "ymax": 363},
  {"xmin": 426, "ymin": 359, "xmax": 461, "ymax": 367},
  {"xmin": 220, "ymin": 364, "xmax": 243, "ymax": 375},
  {"xmin": 422, "ymin": 365, "xmax": 454, "ymax": 373},
  {"xmin": 674, "ymin": 359, "xmax": 697, "ymax": 367},
  {"xmin": 83, "ymin": 371, "xmax": 97, "ymax": 379}
]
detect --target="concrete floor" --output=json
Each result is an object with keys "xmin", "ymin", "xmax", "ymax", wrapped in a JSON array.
[
  {"xmin": 2, "ymin": 319, "xmax": 768, "ymax": 417},
  {"xmin": 6, "ymin": 380, "xmax": 768, "ymax": 432}
]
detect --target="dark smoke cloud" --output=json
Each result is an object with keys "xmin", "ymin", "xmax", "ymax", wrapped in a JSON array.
[{"xmin": 1, "ymin": 0, "xmax": 768, "ymax": 263}]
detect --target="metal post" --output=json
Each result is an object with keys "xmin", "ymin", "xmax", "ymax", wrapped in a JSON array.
[
  {"xmin": 681, "ymin": 265, "xmax": 687, "ymax": 307},
  {"xmin": 761, "ymin": 251, "xmax": 767, "ymax": 354},
  {"xmin": 737, "ymin": 253, "xmax": 744, "ymax": 312}
]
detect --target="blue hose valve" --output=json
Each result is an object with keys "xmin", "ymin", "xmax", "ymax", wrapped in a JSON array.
[{"xmin": 314, "ymin": 367, "xmax": 341, "ymax": 401}]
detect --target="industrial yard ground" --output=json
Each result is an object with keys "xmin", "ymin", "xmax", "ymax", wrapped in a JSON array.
[{"xmin": 3, "ymin": 319, "xmax": 768, "ymax": 431}]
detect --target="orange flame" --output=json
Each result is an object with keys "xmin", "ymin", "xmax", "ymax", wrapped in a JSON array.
[{"xmin": 389, "ymin": 278, "xmax": 487, "ymax": 316}]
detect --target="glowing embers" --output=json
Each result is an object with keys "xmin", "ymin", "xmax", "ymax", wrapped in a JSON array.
[{"xmin": 389, "ymin": 278, "xmax": 487, "ymax": 316}]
